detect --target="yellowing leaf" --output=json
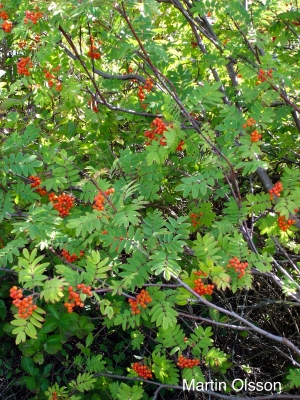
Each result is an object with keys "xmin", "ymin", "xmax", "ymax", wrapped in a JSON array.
[
  {"xmin": 25, "ymin": 322, "xmax": 37, "ymax": 339},
  {"xmin": 11, "ymin": 318, "xmax": 27, "ymax": 326}
]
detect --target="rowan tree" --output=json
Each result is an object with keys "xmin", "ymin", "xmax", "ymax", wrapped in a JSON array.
[{"xmin": 1, "ymin": 0, "xmax": 300, "ymax": 399}]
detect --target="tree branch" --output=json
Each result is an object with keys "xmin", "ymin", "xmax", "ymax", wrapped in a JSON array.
[{"xmin": 174, "ymin": 274, "xmax": 300, "ymax": 357}]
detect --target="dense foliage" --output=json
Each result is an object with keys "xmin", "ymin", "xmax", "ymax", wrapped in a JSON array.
[{"xmin": 1, "ymin": 0, "xmax": 300, "ymax": 399}]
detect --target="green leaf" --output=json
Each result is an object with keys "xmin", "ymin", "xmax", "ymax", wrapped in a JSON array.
[
  {"xmin": 86, "ymin": 333, "xmax": 94, "ymax": 348},
  {"xmin": 40, "ymin": 278, "xmax": 68, "ymax": 303},
  {"xmin": 287, "ymin": 369, "xmax": 300, "ymax": 388},
  {"xmin": 44, "ymin": 335, "xmax": 63, "ymax": 355},
  {"xmin": 12, "ymin": 326, "xmax": 26, "ymax": 335},
  {"xmin": 0, "ymin": 299, "xmax": 6, "ymax": 320},
  {"xmin": 41, "ymin": 318, "xmax": 59, "ymax": 333},
  {"xmin": 59, "ymin": 312, "xmax": 79, "ymax": 332},
  {"xmin": 116, "ymin": 383, "xmax": 144, "ymax": 400},
  {"xmin": 25, "ymin": 321, "xmax": 37, "ymax": 339},
  {"xmin": 149, "ymin": 302, "xmax": 178, "ymax": 329},
  {"xmin": 45, "ymin": 305, "xmax": 61, "ymax": 320},
  {"xmin": 23, "ymin": 376, "xmax": 36, "ymax": 391},
  {"xmin": 16, "ymin": 331, "xmax": 27, "ymax": 345},
  {"xmin": 33, "ymin": 352, "xmax": 44, "ymax": 365},
  {"xmin": 69, "ymin": 372, "xmax": 97, "ymax": 393},
  {"xmin": 0, "ymin": 98, "xmax": 23, "ymax": 110},
  {"xmin": 21, "ymin": 356, "xmax": 37, "ymax": 376},
  {"xmin": 11, "ymin": 318, "xmax": 28, "ymax": 326},
  {"xmin": 150, "ymin": 251, "xmax": 181, "ymax": 280}
]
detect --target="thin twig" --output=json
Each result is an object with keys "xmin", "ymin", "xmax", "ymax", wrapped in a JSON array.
[{"xmin": 173, "ymin": 274, "xmax": 300, "ymax": 357}]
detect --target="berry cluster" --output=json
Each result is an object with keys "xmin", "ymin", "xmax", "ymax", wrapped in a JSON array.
[
  {"xmin": 269, "ymin": 181, "xmax": 283, "ymax": 200},
  {"xmin": 28, "ymin": 175, "xmax": 48, "ymax": 196},
  {"xmin": 2, "ymin": 20, "xmax": 12, "ymax": 32},
  {"xmin": 77, "ymin": 283, "xmax": 93, "ymax": 295},
  {"xmin": 144, "ymin": 78, "xmax": 153, "ymax": 92},
  {"xmin": 190, "ymin": 212, "xmax": 203, "ymax": 227},
  {"xmin": 177, "ymin": 355, "xmax": 200, "ymax": 369},
  {"xmin": 24, "ymin": 10, "xmax": 43, "ymax": 24},
  {"xmin": 176, "ymin": 140, "xmax": 185, "ymax": 151},
  {"xmin": 194, "ymin": 270, "xmax": 207, "ymax": 277},
  {"xmin": 51, "ymin": 392, "xmax": 58, "ymax": 400},
  {"xmin": 44, "ymin": 66, "xmax": 62, "ymax": 91},
  {"xmin": 10, "ymin": 286, "xmax": 37, "ymax": 319},
  {"xmin": 242, "ymin": 117, "xmax": 256, "ymax": 129},
  {"xmin": 129, "ymin": 289, "xmax": 152, "ymax": 315},
  {"xmin": 144, "ymin": 118, "xmax": 167, "ymax": 146},
  {"xmin": 49, "ymin": 193, "xmax": 75, "ymax": 217},
  {"xmin": 227, "ymin": 257, "xmax": 248, "ymax": 278},
  {"xmin": 190, "ymin": 112, "xmax": 199, "ymax": 121},
  {"xmin": 93, "ymin": 188, "xmax": 114, "ymax": 211},
  {"xmin": 18, "ymin": 35, "xmax": 41, "ymax": 51},
  {"xmin": 0, "ymin": 8, "xmax": 12, "ymax": 33},
  {"xmin": 0, "ymin": 10, "xmax": 8, "ymax": 19},
  {"xmin": 29, "ymin": 175, "xmax": 41, "ymax": 188},
  {"xmin": 36, "ymin": 187, "xmax": 47, "ymax": 196},
  {"xmin": 132, "ymin": 363, "xmax": 153, "ymax": 379},
  {"xmin": 64, "ymin": 284, "xmax": 92, "ymax": 313},
  {"xmin": 88, "ymin": 97, "xmax": 98, "ymax": 113},
  {"xmin": 257, "ymin": 68, "xmax": 272, "ymax": 84},
  {"xmin": 250, "ymin": 129, "xmax": 262, "ymax": 142},
  {"xmin": 29, "ymin": 34, "xmax": 42, "ymax": 50},
  {"xmin": 137, "ymin": 78, "xmax": 153, "ymax": 109},
  {"xmin": 87, "ymin": 36, "xmax": 101, "ymax": 59},
  {"xmin": 17, "ymin": 57, "xmax": 33, "ymax": 76},
  {"xmin": 191, "ymin": 34, "xmax": 203, "ymax": 48},
  {"xmin": 61, "ymin": 249, "xmax": 84, "ymax": 263},
  {"xmin": 193, "ymin": 271, "xmax": 214, "ymax": 296},
  {"xmin": 277, "ymin": 215, "xmax": 295, "ymax": 232},
  {"xmin": 18, "ymin": 40, "xmax": 27, "ymax": 49},
  {"xmin": 138, "ymin": 85, "xmax": 146, "ymax": 102},
  {"xmin": 126, "ymin": 66, "xmax": 137, "ymax": 82}
]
